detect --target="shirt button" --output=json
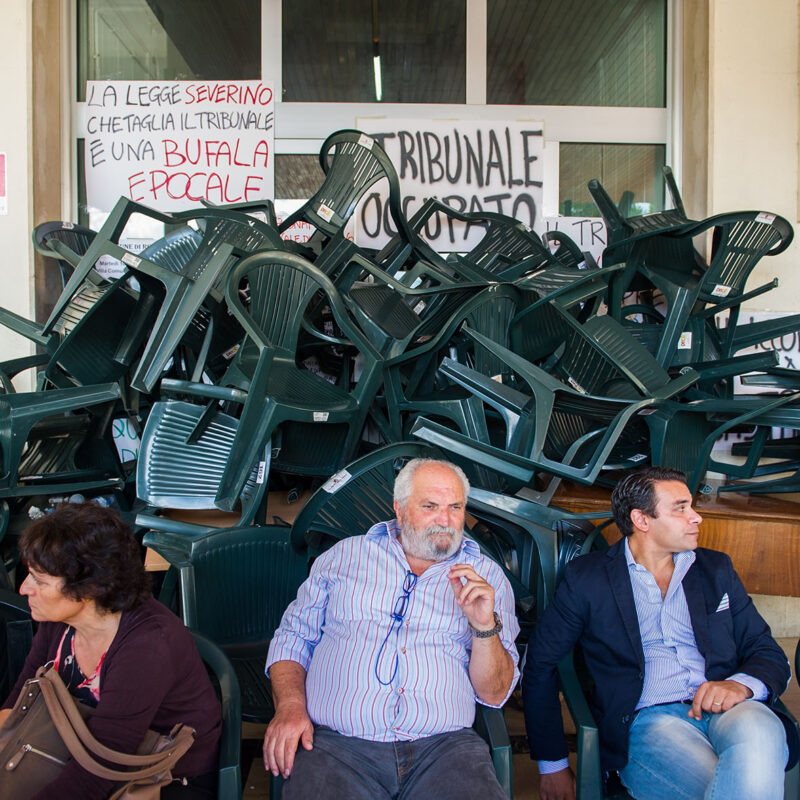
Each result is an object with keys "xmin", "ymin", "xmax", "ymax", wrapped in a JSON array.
[
  {"xmin": 401, "ymin": 648, "xmax": 406, "ymax": 654},
  {"xmin": 397, "ymin": 687, "xmax": 404, "ymax": 695}
]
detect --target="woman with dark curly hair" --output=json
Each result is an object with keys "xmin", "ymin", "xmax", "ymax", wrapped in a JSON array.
[{"xmin": 0, "ymin": 502, "xmax": 222, "ymax": 799}]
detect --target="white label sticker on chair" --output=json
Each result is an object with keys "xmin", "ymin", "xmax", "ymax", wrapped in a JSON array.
[
  {"xmin": 313, "ymin": 411, "xmax": 330, "ymax": 422},
  {"xmin": 637, "ymin": 408, "xmax": 657, "ymax": 416},
  {"xmin": 322, "ymin": 469, "xmax": 352, "ymax": 493},
  {"xmin": 630, "ymin": 454, "xmax": 647, "ymax": 462},
  {"xmin": 121, "ymin": 252, "xmax": 141, "ymax": 268},
  {"xmin": 63, "ymin": 221, "xmax": 74, "ymax": 229},
  {"xmin": 755, "ymin": 212, "xmax": 776, "ymax": 225},
  {"xmin": 492, "ymin": 374, "xmax": 503, "ymax": 383},
  {"xmin": 317, "ymin": 203, "xmax": 335, "ymax": 222},
  {"xmin": 256, "ymin": 461, "xmax": 267, "ymax": 484},
  {"xmin": 358, "ymin": 134, "xmax": 374, "ymax": 150},
  {"xmin": 567, "ymin": 376, "xmax": 587, "ymax": 394},
  {"xmin": 678, "ymin": 331, "xmax": 693, "ymax": 349},
  {"xmin": 222, "ymin": 344, "xmax": 240, "ymax": 360},
  {"xmin": 711, "ymin": 284, "xmax": 731, "ymax": 298}
]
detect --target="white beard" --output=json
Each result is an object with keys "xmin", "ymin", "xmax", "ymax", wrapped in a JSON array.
[{"xmin": 400, "ymin": 520, "xmax": 464, "ymax": 562}]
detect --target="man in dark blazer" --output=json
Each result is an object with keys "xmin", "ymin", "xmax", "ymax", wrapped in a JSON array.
[{"xmin": 523, "ymin": 466, "xmax": 792, "ymax": 800}]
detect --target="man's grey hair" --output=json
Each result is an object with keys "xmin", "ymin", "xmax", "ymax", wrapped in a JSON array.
[{"xmin": 393, "ymin": 458, "xmax": 470, "ymax": 508}]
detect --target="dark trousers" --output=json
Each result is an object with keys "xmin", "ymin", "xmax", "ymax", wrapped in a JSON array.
[{"xmin": 283, "ymin": 726, "xmax": 506, "ymax": 800}]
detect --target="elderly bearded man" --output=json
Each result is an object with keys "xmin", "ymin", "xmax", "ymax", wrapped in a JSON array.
[{"xmin": 263, "ymin": 458, "xmax": 520, "ymax": 799}]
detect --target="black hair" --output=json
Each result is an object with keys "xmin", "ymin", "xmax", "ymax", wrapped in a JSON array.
[{"xmin": 611, "ymin": 467, "xmax": 688, "ymax": 536}]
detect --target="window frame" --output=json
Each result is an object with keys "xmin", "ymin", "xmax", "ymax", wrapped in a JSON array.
[{"xmin": 69, "ymin": 0, "xmax": 681, "ymax": 220}]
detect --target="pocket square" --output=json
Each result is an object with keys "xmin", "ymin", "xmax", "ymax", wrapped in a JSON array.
[{"xmin": 715, "ymin": 593, "xmax": 729, "ymax": 612}]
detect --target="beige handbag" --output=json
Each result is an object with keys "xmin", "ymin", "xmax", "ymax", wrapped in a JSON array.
[{"xmin": 0, "ymin": 664, "xmax": 196, "ymax": 800}]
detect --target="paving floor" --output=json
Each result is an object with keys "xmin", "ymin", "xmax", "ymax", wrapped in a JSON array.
[{"xmin": 242, "ymin": 638, "xmax": 799, "ymax": 799}]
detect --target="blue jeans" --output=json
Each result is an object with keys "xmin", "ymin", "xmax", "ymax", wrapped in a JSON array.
[
  {"xmin": 283, "ymin": 726, "xmax": 507, "ymax": 800},
  {"xmin": 619, "ymin": 700, "xmax": 789, "ymax": 800}
]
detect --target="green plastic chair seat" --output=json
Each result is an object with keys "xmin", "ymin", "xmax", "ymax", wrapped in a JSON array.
[{"xmin": 136, "ymin": 400, "xmax": 266, "ymax": 524}]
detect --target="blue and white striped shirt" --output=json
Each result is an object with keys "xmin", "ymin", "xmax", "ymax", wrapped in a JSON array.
[
  {"xmin": 266, "ymin": 519, "xmax": 520, "ymax": 742},
  {"xmin": 538, "ymin": 539, "xmax": 767, "ymax": 774}
]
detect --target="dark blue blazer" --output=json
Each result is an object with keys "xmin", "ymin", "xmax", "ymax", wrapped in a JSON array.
[{"xmin": 522, "ymin": 540, "xmax": 792, "ymax": 771}]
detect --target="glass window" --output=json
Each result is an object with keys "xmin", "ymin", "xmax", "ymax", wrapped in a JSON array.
[
  {"xmin": 487, "ymin": 0, "xmax": 666, "ymax": 107},
  {"xmin": 76, "ymin": 0, "xmax": 261, "ymax": 227},
  {"xmin": 559, "ymin": 143, "xmax": 667, "ymax": 217},
  {"xmin": 275, "ymin": 154, "xmax": 322, "ymax": 200},
  {"xmin": 282, "ymin": 0, "xmax": 466, "ymax": 103},
  {"xmin": 77, "ymin": 0, "xmax": 261, "ymax": 101}
]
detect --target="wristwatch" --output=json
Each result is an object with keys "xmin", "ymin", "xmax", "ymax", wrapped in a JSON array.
[{"xmin": 468, "ymin": 612, "xmax": 502, "ymax": 638}]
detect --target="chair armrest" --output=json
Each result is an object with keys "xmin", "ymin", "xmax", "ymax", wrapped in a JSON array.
[
  {"xmin": 558, "ymin": 654, "xmax": 604, "ymax": 800},
  {"xmin": 473, "ymin": 704, "xmax": 513, "ymax": 800},
  {"xmin": 0, "ymin": 306, "xmax": 51, "ymax": 347},
  {"xmin": 0, "ymin": 354, "xmax": 51, "ymax": 393},
  {"xmin": 159, "ymin": 378, "xmax": 248, "ymax": 404},
  {"xmin": 651, "ymin": 368, "xmax": 699, "ymax": 400}
]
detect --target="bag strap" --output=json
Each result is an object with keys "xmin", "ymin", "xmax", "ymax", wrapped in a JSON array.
[{"xmin": 32, "ymin": 666, "xmax": 195, "ymax": 781}]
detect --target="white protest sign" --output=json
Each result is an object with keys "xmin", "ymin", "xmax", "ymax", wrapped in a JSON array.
[
  {"xmin": 275, "ymin": 199, "xmax": 355, "ymax": 246},
  {"xmin": 83, "ymin": 80, "xmax": 274, "ymax": 213},
  {"xmin": 95, "ymin": 237, "xmax": 155, "ymax": 281},
  {"xmin": 354, "ymin": 119, "xmax": 543, "ymax": 252},
  {"xmin": 543, "ymin": 217, "xmax": 606, "ymax": 266}
]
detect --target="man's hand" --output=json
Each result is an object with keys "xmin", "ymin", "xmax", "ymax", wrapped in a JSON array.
[
  {"xmin": 263, "ymin": 700, "xmax": 314, "ymax": 778},
  {"xmin": 539, "ymin": 767, "xmax": 576, "ymax": 800},
  {"xmin": 689, "ymin": 679, "xmax": 754, "ymax": 719},
  {"xmin": 448, "ymin": 563, "xmax": 495, "ymax": 630}
]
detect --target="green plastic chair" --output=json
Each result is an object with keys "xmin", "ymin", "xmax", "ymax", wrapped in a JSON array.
[
  {"xmin": 0, "ymin": 382, "xmax": 125, "ymax": 509},
  {"xmin": 214, "ymin": 250, "xmax": 384, "ymax": 509},
  {"xmin": 190, "ymin": 631, "xmax": 243, "ymax": 800},
  {"xmin": 279, "ymin": 129, "xmax": 400, "ymax": 253},
  {"xmin": 378, "ymin": 284, "xmax": 521, "ymax": 438},
  {"xmin": 2, "ymin": 225, "xmax": 205, "ymax": 394},
  {"xmin": 642, "ymin": 391, "xmax": 800, "ymax": 495},
  {"xmin": 619, "ymin": 210, "xmax": 793, "ymax": 367},
  {"xmin": 410, "ymin": 322, "xmax": 698, "ymax": 499},
  {"xmin": 588, "ymin": 167, "xmax": 696, "ymax": 270},
  {"xmin": 32, "ymin": 220, "xmax": 98, "ymax": 287},
  {"xmin": 135, "ymin": 398, "xmax": 271, "ymax": 536},
  {"xmin": 383, "ymin": 198, "xmax": 556, "ymax": 283},
  {"xmin": 0, "ymin": 589, "xmax": 32, "ymax": 697},
  {"xmin": 42, "ymin": 198, "xmax": 284, "ymax": 394}
]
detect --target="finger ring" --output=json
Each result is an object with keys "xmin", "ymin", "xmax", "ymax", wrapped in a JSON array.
[{"xmin": 712, "ymin": 701, "xmax": 722, "ymax": 706}]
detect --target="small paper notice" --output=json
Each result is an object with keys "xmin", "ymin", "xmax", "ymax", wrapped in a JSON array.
[
  {"xmin": 322, "ymin": 469, "xmax": 352, "ymax": 493},
  {"xmin": 317, "ymin": 203, "xmax": 335, "ymax": 222}
]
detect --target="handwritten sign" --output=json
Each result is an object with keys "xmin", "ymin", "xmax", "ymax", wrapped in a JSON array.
[
  {"xmin": 355, "ymin": 119, "xmax": 543, "ymax": 252},
  {"xmin": 84, "ymin": 81, "xmax": 274, "ymax": 213},
  {"xmin": 544, "ymin": 217, "xmax": 606, "ymax": 266},
  {"xmin": 112, "ymin": 417, "xmax": 140, "ymax": 464}
]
